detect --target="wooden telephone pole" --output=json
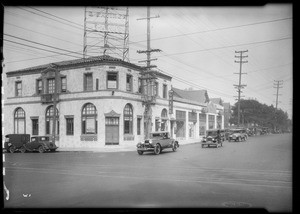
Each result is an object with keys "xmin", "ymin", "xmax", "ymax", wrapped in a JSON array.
[
  {"xmin": 137, "ymin": 7, "xmax": 161, "ymax": 139},
  {"xmin": 234, "ymin": 50, "xmax": 248, "ymax": 127}
]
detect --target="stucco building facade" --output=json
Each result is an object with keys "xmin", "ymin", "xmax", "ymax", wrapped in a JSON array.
[{"xmin": 3, "ymin": 55, "xmax": 224, "ymax": 150}]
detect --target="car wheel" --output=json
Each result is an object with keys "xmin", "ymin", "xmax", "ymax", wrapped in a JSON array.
[
  {"xmin": 238, "ymin": 137, "xmax": 241, "ymax": 142},
  {"xmin": 50, "ymin": 149, "xmax": 56, "ymax": 152},
  {"xmin": 172, "ymin": 143, "xmax": 178, "ymax": 152},
  {"xmin": 20, "ymin": 146, "xmax": 26, "ymax": 153},
  {"xmin": 9, "ymin": 146, "xmax": 16, "ymax": 153},
  {"xmin": 137, "ymin": 150, "xmax": 143, "ymax": 155},
  {"xmin": 38, "ymin": 146, "xmax": 44, "ymax": 153},
  {"xmin": 154, "ymin": 144, "xmax": 161, "ymax": 155}
]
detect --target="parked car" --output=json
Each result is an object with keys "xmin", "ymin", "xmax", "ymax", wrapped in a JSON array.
[
  {"xmin": 228, "ymin": 129, "xmax": 248, "ymax": 142},
  {"xmin": 201, "ymin": 129, "xmax": 223, "ymax": 148},
  {"xmin": 136, "ymin": 131, "xmax": 179, "ymax": 155},
  {"xmin": 4, "ymin": 134, "xmax": 30, "ymax": 153},
  {"xmin": 224, "ymin": 129, "xmax": 231, "ymax": 140},
  {"xmin": 21, "ymin": 136, "xmax": 58, "ymax": 153}
]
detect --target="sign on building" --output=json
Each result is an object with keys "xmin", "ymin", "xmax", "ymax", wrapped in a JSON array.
[{"xmin": 169, "ymin": 90, "xmax": 173, "ymax": 114}]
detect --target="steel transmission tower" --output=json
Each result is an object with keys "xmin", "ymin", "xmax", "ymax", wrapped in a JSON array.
[
  {"xmin": 137, "ymin": 7, "xmax": 161, "ymax": 139},
  {"xmin": 234, "ymin": 50, "xmax": 248, "ymax": 127},
  {"xmin": 83, "ymin": 6, "xmax": 129, "ymax": 61}
]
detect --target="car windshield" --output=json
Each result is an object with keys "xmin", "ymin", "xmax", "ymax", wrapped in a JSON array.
[
  {"xmin": 207, "ymin": 131, "xmax": 217, "ymax": 136},
  {"xmin": 151, "ymin": 133, "xmax": 162, "ymax": 138}
]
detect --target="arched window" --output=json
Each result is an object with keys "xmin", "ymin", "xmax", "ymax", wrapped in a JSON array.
[
  {"xmin": 161, "ymin": 108, "xmax": 168, "ymax": 118},
  {"xmin": 82, "ymin": 103, "xmax": 97, "ymax": 134},
  {"xmin": 45, "ymin": 105, "xmax": 59, "ymax": 135},
  {"xmin": 161, "ymin": 108, "xmax": 168, "ymax": 131},
  {"xmin": 14, "ymin": 107, "xmax": 25, "ymax": 134},
  {"xmin": 124, "ymin": 103, "xmax": 133, "ymax": 134}
]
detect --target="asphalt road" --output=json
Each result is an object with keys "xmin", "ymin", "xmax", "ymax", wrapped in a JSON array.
[{"xmin": 3, "ymin": 133, "xmax": 292, "ymax": 212}]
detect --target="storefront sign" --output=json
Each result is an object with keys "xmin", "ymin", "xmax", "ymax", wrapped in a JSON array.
[{"xmin": 169, "ymin": 90, "xmax": 173, "ymax": 114}]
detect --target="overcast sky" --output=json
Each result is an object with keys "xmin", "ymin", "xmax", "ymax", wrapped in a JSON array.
[{"xmin": 3, "ymin": 5, "xmax": 293, "ymax": 119}]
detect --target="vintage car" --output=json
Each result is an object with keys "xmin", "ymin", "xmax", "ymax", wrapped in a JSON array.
[
  {"xmin": 201, "ymin": 129, "xmax": 223, "ymax": 148},
  {"xmin": 4, "ymin": 134, "xmax": 30, "ymax": 153},
  {"xmin": 228, "ymin": 129, "xmax": 248, "ymax": 142},
  {"xmin": 136, "ymin": 131, "xmax": 179, "ymax": 155},
  {"xmin": 20, "ymin": 136, "xmax": 58, "ymax": 153}
]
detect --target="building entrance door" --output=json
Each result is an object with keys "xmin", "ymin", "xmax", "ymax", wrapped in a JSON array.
[{"xmin": 105, "ymin": 117, "xmax": 119, "ymax": 145}]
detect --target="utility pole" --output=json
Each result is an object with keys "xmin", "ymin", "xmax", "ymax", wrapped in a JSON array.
[
  {"xmin": 52, "ymin": 64, "xmax": 59, "ymax": 145},
  {"xmin": 273, "ymin": 80, "xmax": 283, "ymax": 109},
  {"xmin": 234, "ymin": 50, "xmax": 248, "ymax": 127},
  {"xmin": 273, "ymin": 80, "xmax": 283, "ymax": 133},
  {"xmin": 137, "ymin": 7, "xmax": 161, "ymax": 139}
]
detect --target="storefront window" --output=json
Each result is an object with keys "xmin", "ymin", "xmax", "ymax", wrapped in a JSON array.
[
  {"xmin": 199, "ymin": 113, "xmax": 206, "ymax": 135},
  {"xmin": 176, "ymin": 110, "xmax": 186, "ymax": 138},
  {"xmin": 208, "ymin": 115, "xmax": 215, "ymax": 130}
]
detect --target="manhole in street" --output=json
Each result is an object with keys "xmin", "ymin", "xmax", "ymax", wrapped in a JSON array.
[{"xmin": 222, "ymin": 201, "xmax": 252, "ymax": 208}]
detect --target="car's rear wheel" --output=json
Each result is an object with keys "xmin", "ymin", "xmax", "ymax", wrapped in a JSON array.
[
  {"xmin": 9, "ymin": 146, "xmax": 16, "ymax": 153},
  {"xmin": 137, "ymin": 150, "xmax": 143, "ymax": 155},
  {"xmin": 38, "ymin": 146, "xmax": 44, "ymax": 153},
  {"xmin": 20, "ymin": 146, "xmax": 26, "ymax": 153},
  {"xmin": 50, "ymin": 149, "xmax": 56, "ymax": 152},
  {"xmin": 172, "ymin": 142, "xmax": 178, "ymax": 152},
  {"xmin": 154, "ymin": 144, "xmax": 161, "ymax": 155}
]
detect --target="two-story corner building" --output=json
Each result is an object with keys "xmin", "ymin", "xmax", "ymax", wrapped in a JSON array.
[{"xmin": 3, "ymin": 55, "xmax": 224, "ymax": 150}]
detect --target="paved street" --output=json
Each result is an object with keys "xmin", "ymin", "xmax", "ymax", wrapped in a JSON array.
[{"xmin": 3, "ymin": 134, "xmax": 292, "ymax": 212}]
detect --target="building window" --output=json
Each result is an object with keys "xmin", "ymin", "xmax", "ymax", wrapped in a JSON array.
[
  {"xmin": 32, "ymin": 119, "xmax": 39, "ymax": 135},
  {"xmin": 15, "ymin": 81, "xmax": 22, "ymax": 97},
  {"xmin": 154, "ymin": 82, "xmax": 159, "ymax": 96},
  {"xmin": 161, "ymin": 108, "xmax": 168, "ymax": 131},
  {"xmin": 208, "ymin": 115, "xmax": 215, "ymax": 130},
  {"xmin": 107, "ymin": 72, "xmax": 118, "ymax": 89},
  {"xmin": 126, "ymin": 74, "xmax": 132, "ymax": 92},
  {"xmin": 47, "ymin": 78, "xmax": 55, "ymax": 94},
  {"xmin": 163, "ymin": 84, "xmax": 167, "ymax": 99},
  {"xmin": 217, "ymin": 115, "xmax": 222, "ymax": 129},
  {"xmin": 46, "ymin": 105, "xmax": 59, "ymax": 135},
  {"xmin": 124, "ymin": 103, "xmax": 133, "ymax": 134},
  {"xmin": 82, "ymin": 103, "xmax": 97, "ymax": 134},
  {"xmin": 84, "ymin": 73, "xmax": 93, "ymax": 91},
  {"xmin": 199, "ymin": 113, "xmax": 206, "ymax": 135},
  {"xmin": 96, "ymin": 78, "xmax": 99, "ymax": 90},
  {"xmin": 176, "ymin": 110, "xmax": 186, "ymax": 138},
  {"xmin": 14, "ymin": 107, "xmax": 25, "ymax": 134},
  {"xmin": 155, "ymin": 119, "xmax": 160, "ymax": 131},
  {"xmin": 61, "ymin": 77, "xmax": 67, "ymax": 92},
  {"xmin": 66, "ymin": 118, "xmax": 74, "ymax": 135},
  {"xmin": 137, "ymin": 117, "xmax": 141, "ymax": 135},
  {"xmin": 36, "ymin": 79, "xmax": 42, "ymax": 94},
  {"xmin": 138, "ymin": 78, "xmax": 143, "ymax": 93}
]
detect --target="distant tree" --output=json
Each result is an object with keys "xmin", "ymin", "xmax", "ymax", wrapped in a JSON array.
[{"xmin": 229, "ymin": 99, "xmax": 291, "ymax": 131}]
